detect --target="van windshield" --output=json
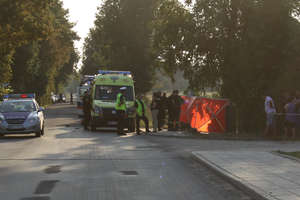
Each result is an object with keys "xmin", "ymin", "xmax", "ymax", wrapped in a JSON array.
[{"xmin": 95, "ymin": 85, "xmax": 134, "ymax": 101}]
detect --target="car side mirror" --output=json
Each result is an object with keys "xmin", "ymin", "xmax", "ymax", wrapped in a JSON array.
[{"xmin": 38, "ymin": 107, "xmax": 45, "ymax": 112}]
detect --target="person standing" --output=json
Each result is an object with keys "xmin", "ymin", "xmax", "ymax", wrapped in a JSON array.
[
  {"xmin": 115, "ymin": 87, "xmax": 127, "ymax": 135},
  {"xmin": 167, "ymin": 93, "xmax": 175, "ymax": 131},
  {"xmin": 151, "ymin": 92, "xmax": 159, "ymax": 133},
  {"xmin": 264, "ymin": 95, "xmax": 277, "ymax": 137},
  {"xmin": 158, "ymin": 92, "xmax": 167, "ymax": 130},
  {"xmin": 70, "ymin": 93, "xmax": 73, "ymax": 104},
  {"xmin": 276, "ymin": 91, "xmax": 289, "ymax": 138},
  {"xmin": 82, "ymin": 91, "xmax": 91, "ymax": 130},
  {"xmin": 171, "ymin": 90, "xmax": 184, "ymax": 131},
  {"xmin": 295, "ymin": 91, "xmax": 300, "ymax": 135},
  {"xmin": 135, "ymin": 94, "xmax": 150, "ymax": 135},
  {"xmin": 284, "ymin": 95, "xmax": 297, "ymax": 139}
]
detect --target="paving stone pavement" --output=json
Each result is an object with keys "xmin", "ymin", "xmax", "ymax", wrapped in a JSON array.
[{"xmin": 192, "ymin": 150, "xmax": 300, "ymax": 200}]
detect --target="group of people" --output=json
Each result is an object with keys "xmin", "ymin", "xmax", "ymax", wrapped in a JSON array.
[
  {"xmin": 150, "ymin": 90, "xmax": 184, "ymax": 133},
  {"xmin": 82, "ymin": 87, "xmax": 184, "ymax": 135},
  {"xmin": 119, "ymin": 89, "xmax": 184, "ymax": 135},
  {"xmin": 265, "ymin": 91, "xmax": 300, "ymax": 139}
]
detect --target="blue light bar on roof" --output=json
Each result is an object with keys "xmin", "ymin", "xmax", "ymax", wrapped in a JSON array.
[
  {"xmin": 98, "ymin": 70, "xmax": 131, "ymax": 75},
  {"xmin": 3, "ymin": 93, "xmax": 35, "ymax": 99}
]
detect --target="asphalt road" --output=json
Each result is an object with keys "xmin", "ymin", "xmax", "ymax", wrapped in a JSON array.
[{"xmin": 0, "ymin": 104, "xmax": 254, "ymax": 200}]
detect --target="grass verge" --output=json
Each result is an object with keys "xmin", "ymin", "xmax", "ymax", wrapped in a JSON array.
[{"xmin": 277, "ymin": 151, "xmax": 300, "ymax": 159}]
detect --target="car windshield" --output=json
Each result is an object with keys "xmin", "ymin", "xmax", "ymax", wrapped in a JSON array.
[
  {"xmin": 95, "ymin": 85, "xmax": 134, "ymax": 101},
  {"xmin": 0, "ymin": 101, "xmax": 36, "ymax": 113}
]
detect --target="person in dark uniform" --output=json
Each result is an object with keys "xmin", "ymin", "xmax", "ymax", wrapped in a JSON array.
[
  {"xmin": 158, "ymin": 92, "xmax": 167, "ymax": 130},
  {"xmin": 115, "ymin": 87, "xmax": 127, "ymax": 135},
  {"xmin": 168, "ymin": 90, "xmax": 184, "ymax": 131},
  {"xmin": 70, "ymin": 93, "xmax": 73, "ymax": 104},
  {"xmin": 167, "ymin": 93, "xmax": 174, "ymax": 131},
  {"xmin": 156, "ymin": 91, "xmax": 163, "ymax": 131},
  {"xmin": 151, "ymin": 92, "xmax": 160, "ymax": 132},
  {"xmin": 82, "ymin": 91, "xmax": 91, "ymax": 130},
  {"xmin": 135, "ymin": 94, "xmax": 150, "ymax": 135}
]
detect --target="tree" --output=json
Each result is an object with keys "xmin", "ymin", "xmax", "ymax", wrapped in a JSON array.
[
  {"xmin": 6, "ymin": 0, "xmax": 79, "ymax": 104},
  {"xmin": 81, "ymin": 0, "xmax": 158, "ymax": 94},
  {"xmin": 153, "ymin": 0, "xmax": 194, "ymax": 81},
  {"xmin": 0, "ymin": 0, "xmax": 55, "ymax": 88},
  {"xmin": 153, "ymin": 0, "xmax": 300, "ymax": 131},
  {"xmin": 183, "ymin": 0, "xmax": 300, "ymax": 131}
]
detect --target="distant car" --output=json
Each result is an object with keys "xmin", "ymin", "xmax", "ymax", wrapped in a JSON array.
[
  {"xmin": 57, "ymin": 94, "xmax": 66, "ymax": 103},
  {"xmin": 0, "ymin": 94, "xmax": 45, "ymax": 137},
  {"xmin": 51, "ymin": 94, "xmax": 58, "ymax": 104}
]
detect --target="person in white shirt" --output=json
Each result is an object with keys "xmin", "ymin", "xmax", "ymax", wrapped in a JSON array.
[{"xmin": 264, "ymin": 95, "xmax": 277, "ymax": 137}]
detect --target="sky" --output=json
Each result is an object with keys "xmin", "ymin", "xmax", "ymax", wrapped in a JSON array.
[{"xmin": 62, "ymin": 0, "xmax": 101, "ymax": 55}]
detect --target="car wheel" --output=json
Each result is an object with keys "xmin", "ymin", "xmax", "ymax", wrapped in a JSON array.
[{"xmin": 35, "ymin": 131, "xmax": 41, "ymax": 137}]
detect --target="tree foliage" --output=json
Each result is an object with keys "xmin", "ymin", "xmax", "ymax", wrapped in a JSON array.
[
  {"xmin": 154, "ymin": 0, "xmax": 300, "ymax": 131},
  {"xmin": 81, "ymin": 0, "xmax": 158, "ymax": 94},
  {"xmin": 81, "ymin": 0, "xmax": 300, "ymax": 131},
  {"xmin": 0, "ymin": 0, "xmax": 54, "ymax": 86},
  {"xmin": 0, "ymin": 0, "xmax": 79, "ymax": 103}
]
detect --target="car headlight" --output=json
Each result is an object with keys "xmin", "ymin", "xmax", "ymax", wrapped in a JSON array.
[
  {"xmin": 0, "ymin": 114, "xmax": 5, "ymax": 124},
  {"xmin": 27, "ymin": 116, "xmax": 39, "ymax": 124}
]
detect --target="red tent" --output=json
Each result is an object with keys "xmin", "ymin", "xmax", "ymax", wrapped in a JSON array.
[{"xmin": 180, "ymin": 96, "xmax": 230, "ymax": 133}]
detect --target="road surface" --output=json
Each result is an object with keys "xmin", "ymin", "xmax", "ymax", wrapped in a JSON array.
[{"xmin": 0, "ymin": 104, "xmax": 253, "ymax": 200}]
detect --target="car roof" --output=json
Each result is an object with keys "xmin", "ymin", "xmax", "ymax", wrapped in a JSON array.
[{"xmin": 3, "ymin": 99, "xmax": 35, "ymax": 103}]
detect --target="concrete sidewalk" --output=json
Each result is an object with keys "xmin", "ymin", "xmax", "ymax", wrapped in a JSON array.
[{"xmin": 192, "ymin": 151, "xmax": 300, "ymax": 200}]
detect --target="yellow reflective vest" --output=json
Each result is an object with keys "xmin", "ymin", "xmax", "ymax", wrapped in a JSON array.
[
  {"xmin": 136, "ymin": 99, "xmax": 146, "ymax": 117},
  {"xmin": 115, "ymin": 93, "xmax": 126, "ymax": 111}
]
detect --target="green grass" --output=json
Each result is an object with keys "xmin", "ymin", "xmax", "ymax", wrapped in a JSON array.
[{"xmin": 277, "ymin": 151, "xmax": 300, "ymax": 159}]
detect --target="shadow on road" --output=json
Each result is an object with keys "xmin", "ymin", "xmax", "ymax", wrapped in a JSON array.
[{"xmin": 0, "ymin": 135, "xmax": 37, "ymax": 143}]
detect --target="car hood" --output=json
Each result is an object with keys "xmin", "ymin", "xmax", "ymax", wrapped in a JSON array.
[{"xmin": 1, "ymin": 112, "xmax": 31, "ymax": 120}]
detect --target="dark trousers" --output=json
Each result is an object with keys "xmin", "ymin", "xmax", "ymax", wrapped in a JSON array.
[
  {"xmin": 136, "ymin": 115, "xmax": 149, "ymax": 133},
  {"xmin": 168, "ymin": 110, "xmax": 180, "ymax": 131},
  {"xmin": 83, "ymin": 111, "xmax": 90, "ymax": 129},
  {"xmin": 158, "ymin": 110, "xmax": 166, "ymax": 129},
  {"xmin": 117, "ymin": 110, "xmax": 126, "ymax": 134}
]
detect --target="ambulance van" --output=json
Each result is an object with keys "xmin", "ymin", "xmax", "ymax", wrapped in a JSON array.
[{"xmin": 90, "ymin": 70, "xmax": 136, "ymax": 131}]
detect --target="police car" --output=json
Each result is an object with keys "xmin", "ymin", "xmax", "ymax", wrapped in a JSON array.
[{"xmin": 0, "ymin": 94, "xmax": 45, "ymax": 137}]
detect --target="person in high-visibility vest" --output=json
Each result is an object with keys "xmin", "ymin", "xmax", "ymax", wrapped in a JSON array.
[
  {"xmin": 115, "ymin": 87, "xmax": 127, "ymax": 135},
  {"xmin": 135, "ymin": 94, "xmax": 150, "ymax": 135}
]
